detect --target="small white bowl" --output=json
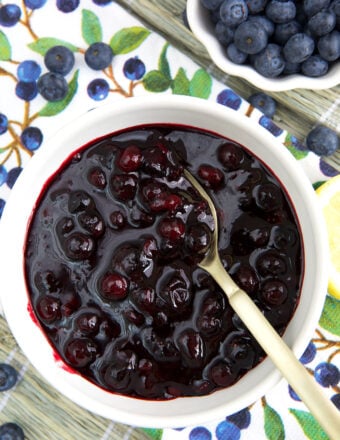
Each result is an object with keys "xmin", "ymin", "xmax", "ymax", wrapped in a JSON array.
[
  {"xmin": 0, "ymin": 96, "xmax": 328, "ymax": 428},
  {"xmin": 186, "ymin": 0, "xmax": 340, "ymax": 91}
]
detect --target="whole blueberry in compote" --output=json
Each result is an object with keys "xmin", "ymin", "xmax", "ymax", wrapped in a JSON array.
[
  {"xmin": 20, "ymin": 126, "xmax": 43, "ymax": 151},
  {"xmin": 15, "ymin": 81, "xmax": 38, "ymax": 101},
  {"xmin": 87, "ymin": 78, "xmax": 110, "ymax": 101},
  {"xmin": 85, "ymin": 42, "xmax": 113, "ymax": 70},
  {"xmin": 100, "ymin": 273, "xmax": 129, "ymax": 301},
  {"xmin": 65, "ymin": 338, "xmax": 98, "ymax": 368},
  {"xmin": 314, "ymin": 362, "xmax": 340, "ymax": 387},
  {"xmin": 116, "ymin": 145, "xmax": 142, "ymax": 172},
  {"xmin": 44, "ymin": 45, "xmax": 75, "ymax": 75},
  {"xmin": 0, "ymin": 423, "xmax": 24, "ymax": 440},
  {"xmin": 123, "ymin": 57, "xmax": 146, "ymax": 80},
  {"xmin": 0, "ymin": 114, "xmax": 8, "ymax": 135},
  {"xmin": 0, "ymin": 4, "xmax": 21, "ymax": 26},
  {"xmin": 0, "ymin": 363, "xmax": 18, "ymax": 391},
  {"xmin": 24, "ymin": 0, "xmax": 47, "ymax": 9},
  {"xmin": 198, "ymin": 164, "xmax": 224, "ymax": 188},
  {"xmin": 56, "ymin": 0, "xmax": 79, "ymax": 12},
  {"xmin": 17, "ymin": 60, "xmax": 41, "ymax": 82},
  {"xmin": 38, "ymin": 72, "xmax": 68, "ymax": 102}
]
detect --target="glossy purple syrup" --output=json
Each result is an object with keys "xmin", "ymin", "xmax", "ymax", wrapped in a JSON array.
[{"xmin": 24, "ymin": 125, "xmax": 302, "ymax": 399}]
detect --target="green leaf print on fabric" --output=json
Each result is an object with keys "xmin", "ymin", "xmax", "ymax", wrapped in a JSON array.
[
  {"xmin": 82, "ymin": 9, "xmax": 103, "ymax": 45},
  {"xmin": 263, "ymin": 400, "xmax": 285, "ymax": 440},
  {"xmin": 172, "ymin": 67, "xmax": 190, "ymax": 95},
  {"xmin": 142, "ymin": 70, "xmax": 171, "ymax": 92},
  {"xmin": 319, "ymin": 295, "xmax": 340, "ymax": 337},
  {"xmin": 141, "ymin": 428, "xmax": 163, "ymax": 440},
  {"xmin": 289, "ymin": 409, "xmax": 329, "ymax": 440},
  {"xmin": 189, "ymin": 68, "xmax": 212, "ymax": 99},
  {"xmin": 283, "ymin": 133, "xmax": 308, "ymax": 160},
  {"xmin": 28, "ymin": 38, "xmax": 78, "ymax": 55},
  {"xmin": 38, "ymin": 70, "xmax": 79, "ymax": 117},
  {"xmin": 110, "ymin": 27, "xmax": 151, "ymax": 54},
  {"xmin": 0, "ymin": 31, "xmax": 11, "ymax": 61},
  {"xmin": 158, "ymin": 43, "xmax": 171, "ymax": 80}
]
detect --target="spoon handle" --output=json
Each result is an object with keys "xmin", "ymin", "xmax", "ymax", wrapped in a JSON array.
[{"xmin": 227, "ymin": 288, "xmax": 340, "ymax": 440}]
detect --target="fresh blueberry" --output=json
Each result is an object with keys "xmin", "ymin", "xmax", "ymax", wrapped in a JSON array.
[
  {"xmin": 259, "ymin": 115, "xmax": 283, "ymax": 136},
  {"xmin": 0, "ymin": 199, "xmax": 5, "ymax": 218},
  {"xmin": 317, "ymin": 30, "xmax": 340, "ymax": 61},
  {"xmin": 85, "ymin": 42, "xmax": 114, "ymax": 70},
  {"xmin": 226, "ymin": 408, "xmax": 251, "ymax": 429},
  {"xmin": 306, "ymin": 125, "xmax": 339, "ymax": 156},
  {"xmin": 265, "ymin": 0, "xmax": 296, "ymax": 23},
  {"xmin": 226, "ymin": 43, "xmax": 248, "ymax": 63},
  {"xmin": 254, "ymin": 43, "xmax": 285, "ymax": 77},
  {"xmin": 6, "ymin": 167, "xmax": 23, "ymax": 189},
  {"xmin": 288, "ymin": 384, "xmax": 301, "ymax": 401},
  {"xmin": 249, "ymin": 92, "xmax": 277, "ymax": 117},
  {"xmin": 330, "ymin": 0, "xmax": 340, "ymax": 26},
  {"xmin": 215, "ymin": 420, "xmax": 241, "ymax": 440},
  {"xmin": 308, "ymin": 9, "xmax": 336, "ymax": 36},
  {"xmin": 331, "ymin": 393, "xmax": 340, "ymax": 410},
  {"xmin": 274, "ymin": 20, "xmax": 302, "ymax": 45},
  {"xmin": 37, "ymin": 72, "xmax": 68, "ymax": 101},
  {"xmin": 20, "ymin": 126, "xmax": 43, "ymax": 151},
  {"xmin": 44, "ymin": 45, "xmax": 75, "ymax": 75},
  {"xmin": 87, "ymin": 78, "xmax": 109, "ymax": 101},
  {"xmin": 303, "ymin": 0, "xmax": 331, "ymax": 17},
  {"xmin": 246, "ymin": 0, "xmax": 268, "ymax": 14},
  {"xmin": 217, "ymin": 89, "xmax": 242, "ymax": 110},
  {"xmin": 215, "ymin": 21, "xmax": 234, "ymax": 46},
  {"xmin": 0, "ymin": 364, "xmax": 18, "ymax": 391},
  {"xmin": 234, "ymin": 21, "xmax": 268, "ymax": 54},
  {"xmin": 314, "ymin": 362, "xmax": 340, "ymax": 387},
  {"xmin": 283, "ymin": 33, "xmax": 315, "ymax": 63},
  {"xmin": 24, "ymin": 0, "xmax": 47, "ymax": 9},
  {"xmin": 15, "ymin": 81, "xmax": 38, "ymax": 101},
  {"xmin": 201, "ymin": 0, "xmax": 224, "ymax": 10},
  {"xmin": 219, "ymin": 0, "xmax": 248, "ymax": 27},
  {"xmin": 56, "ymin": 0, "xmax": 79, "ymax": 12},
  {"xmin": 123, "ymin": 57, "xmax": 146, "ymax": 80},
  {"xmin": 300, "ymin": 342, "xmax": 317, "ymax": 364},
  {"xmin": 0, "ymin": 423, "xmax": 24, "ymax": 440},
  {"xmin": 248, "ymin": 15, "xmax": 275, "ymax": 36},
  {"xmin": 17, "ymin": 60, "xmax": 41, "ymax": 82},
  {"xmin": 0, "ymin": 4, "xmax": 21, "ymax": 26},
  {"xmin": 0, "ymin": 166, "xmax": 7, "ymax": 186},
  {"xmin": 301, "ymin": 55, "xmax": 329, "ymax": 77},
  {"xmin": 0, "ymin": 114, "xmax": 8, "ymax": 135},
  {"xmin": 283, "ymin": 61, "xmax": 301, "ymax": 75}
]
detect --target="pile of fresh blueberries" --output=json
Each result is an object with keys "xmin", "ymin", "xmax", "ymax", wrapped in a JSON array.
[{"xmin": 201, "ymin": 0, "xmax": 340, "ymax": 78}]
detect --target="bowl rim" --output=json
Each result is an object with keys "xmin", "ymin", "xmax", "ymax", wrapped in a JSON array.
[
  {"xmin": 186, "ymin": 0, "xmax": 340, "ymax": 92},
  {"xmin": 0, "ymin": 95, "xmax": 329, "ymax": 428}
]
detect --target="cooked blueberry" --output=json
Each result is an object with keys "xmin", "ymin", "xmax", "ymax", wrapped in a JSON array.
[
  {"xmin": 38, "ymin": 72, "xmax": 68, "ymax": 101},
  {"xmin": 256, "ymin": 251, "xmax": 287, "ymax": 275},
  {"xmin": 218, "ymin": 141, "xmax": 245, "ymax": 169},
  {"xmin": 68, "ymin": 190, "xmax": 94, "ymax": 213},
  {"xmin": 0, "ymin": 364, "xmax": 18, "ymax": 391},
  {"xmin": 0, "ymin": 4, "xmax": 21, "ymax": 26},
  {"xmin": 253, "ymin": 43, "xmax": 285, "ymax": 77},
  {"xmin": 232, "ymin": 265, "xmax": 259, "ymax": 294},
  {"xmin": 116, "ymin": 145, "xmax": 142, "ymax": 172},
  {"xmin": 185, "ymin": 223, "xmax": 212, "ymax": 253},
  {"xmin": 198, "ymin": 164, "xmax": 224, "ymax": 188},
  {"xmin": 78, "ymin": 211, "xmax": 105, "ymax": 237},
  {"xmin": 64, "ymin": 233, "xmax": 95, "ymax": 260},
  {"xmin": 87, "ymin": 78, "xmax": 109, "ymax": 101},
  {"xmin": 254, "ymin": 182, "xmax": 282, "ymax": 211},
  {"xmin": 17, "ymin": 60, "xmax": 41, "ymax": 82},
  {"xmin": 100, "ymin": 273, "xmax": 129, "ymax": 301},
  {"xmin": 265, "ymin": 0, "xmax": 296, "ymax": 23},
  {"xmin": 158, "ymin": 217, "xmax": 185, "ymax": 241},
  {"xmin": 76, "ymin": 311, "xmax": 101, "ymax": 335},
  {"xmin": 111, "ymin": 173, "xmax": 138, "ymax": 201},
  {"xmin": 209, "ymin": 359, "xmax": 237, "ymax": 387},
  {"xmin": 283, "ymin": 33, "xmax": 315, "ymax": 64},
  {"xmin": 177, "ymin": 329, "xmax": 205, "ymax": 368},
  {"xmin": 306, "ymin": 125, "xmax": 339, "ymax": 156},
  {"xmin": 56, "ymin": 0, "xmax": 79, "ymax": 12},
  {"xmin": 234, "ymin": 21, "xmax": 268, "ymax": 54},
  {"xmin": 15, "ymin": 81, "xmax": 38, "ymax": 101},
  {"xmin": 317, "ymin": 31, "xmax": 340, "ymax": 62},
  {"xmin": 36, "ymin": 295, "xmax": 61, "ymax": 322},
  {"xmin": 160, "ymin": 272, "xmax": 192, "ymax": 311},
  {"xmin": 224, "ymin": 334, "xmax": 256, "ymax": 369},
  {"xmin": 85, "ymin": 42, "xmax": 113, "ymax": 70},
  {"xmin": 109, "ymin": 210, "xmax": 126, "ymax": 229},
  {"xmin": 261, "ymin": 280, "xmax": 288, "ymax": 306},
  {"xmin": 142, "ymin": 146, "xmax": 167, "ymax": 176},
  {"xmin": 44, "ymin": 45, "xmax": 75, "ymax": 75},
  {"xmin": 87, "ymin": 167, "xmax": 107, "ymax": 189},
  {"xmin": 102, "ymin": 349, "xmax": 138, "ymax": 390},
  {"xmin": 219, "ymin": 0, "xmax": 248, "ymax": 27},
  {"xmin": 20, "ymin": 126, "xmax": 43, "ymax": 151},
  {"xmin": 248, "ymin": 92, "xmax": 277, "ymax": 118},
  {"xmin": 0, "ymin": 423, "xmax": 24, "ymax": 440},
  {"xmin": 301, "ymin": 55, "xmax": 329, "ymax": 77},
  {"xmin": 65, "ymin": 338, "xmax": 98, "ymax": 368}
]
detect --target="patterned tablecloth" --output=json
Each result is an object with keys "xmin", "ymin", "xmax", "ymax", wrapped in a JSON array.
[{"xmin": 0, "ymin": 1, "xmax": 339, "ymax": 439}]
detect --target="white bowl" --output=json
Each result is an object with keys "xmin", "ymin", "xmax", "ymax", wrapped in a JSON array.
[
  {"xmin": 186, "ymin": 0, "xmax": 340, "ymax": 91},
  {"xmin": 0, "ymin": 96, "xmax": 328, "ymax": 428}
]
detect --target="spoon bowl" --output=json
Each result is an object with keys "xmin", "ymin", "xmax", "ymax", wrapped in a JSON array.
[{"xmin": 184, "ymin": 168, "xmax": 340, "ymax": 440}]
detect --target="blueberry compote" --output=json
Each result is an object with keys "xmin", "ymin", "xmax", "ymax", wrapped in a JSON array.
[{"xmin": 25, "ymin": 125, "xmax": 302, "ymax": 399}]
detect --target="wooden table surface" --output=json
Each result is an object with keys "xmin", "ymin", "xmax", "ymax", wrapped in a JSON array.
[{"xmin": 115, "ymin": 0, "xmax": 340, "ymax": 172}]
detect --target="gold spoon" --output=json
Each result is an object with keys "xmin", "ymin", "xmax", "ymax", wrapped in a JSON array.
[{"xmin": 184, "ymin": 169, "xmax": 340, "ymax": 440}]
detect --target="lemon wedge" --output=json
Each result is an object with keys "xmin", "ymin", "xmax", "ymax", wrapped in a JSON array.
[{"xmin": 316, "ymin": 175, "xmax": 340, "ymax": 299}]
